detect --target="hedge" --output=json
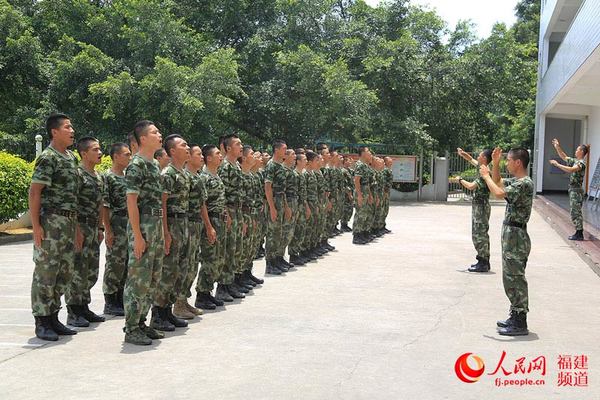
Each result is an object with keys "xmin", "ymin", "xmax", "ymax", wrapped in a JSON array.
[{"xmin": 0, "ymin": 151, "xmax": 33, "ymax": 224}]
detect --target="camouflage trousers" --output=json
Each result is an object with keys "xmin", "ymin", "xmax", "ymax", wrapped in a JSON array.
[
  {"xmin": 266, "ymin": 196, "xmax": 285, "ymax": 262},
  {"xmin": 318, "ymin": 198, "xmax": 330, "ymax": 241},
  {"xmin": 31, "ymin": 214, "xmax": 77, "ymax": 316},
  {"xmin": 180, "ymin": 219, "xmax": 203, "ymax": 300},
  {"xmin": 124, "ymin": 215, "xmax": 164, "ymax": 333},
  {"xmin": 501, "ymin": 225, "xmax": 531, "ymax": 314},
  {"xmin": 103, "ymin": 214, "xmax": 128, "ymax": 296},
  {"xmin": 66, "ymin": 222, "xmax": 100, "ymax": 306},
  {"xmin": 472, "ymin": 201, "xmax": 491, "ymax": 260},
  {"xmin": 341, "ymin": 193, "xmax": 353, "ymax": 225},
  {"xmin": 379, "ymin": 192, "xmax": 390, "ymax": 228},
  {"xmin": 569, "ymin": 188, "xmax": 584, "ymax": 230},
  {"xmin": 305, "ymin": 203, "xmax": 320, "ymax": 249},
  {"xmin": 352, "ymin": 195, "xmax": 371, "ymax": 234},
  {"xmin": 241, "ymin": 211, "xmax": 256, "ymax": 272},
  {"xmin": 197, "ymin": 215, "xmax": 226, "ymax": 294},
  {"xmin": 246, "ymin": 209, "xmax": 263, "ymax": 269},
  {"xmin": 221, "ymin": 207, "xmax": 242, "ymax": 285},
  {"xmin": 290, "ymin": 204, "xmax": 308, "ymax": 255},
  {"xmin": 155, "ymin": 217, "xmax": 189, "ymax": 307},
  {"xmin": 283, "ymin": 198, "xmax": 298, "ymax": 252}
]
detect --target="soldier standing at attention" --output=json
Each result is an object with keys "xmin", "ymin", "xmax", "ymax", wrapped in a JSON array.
[
  {"xmin": 245, "ymin": 150, "xmax": 265, "ymax": 285},
  {"xmin": 381, "ymin": 156, "xmax": 394, "ymax": 234},
  {"xmin": 290, "ymin": 151, "xmax": 310, "ymax": 266},
  {"xmin": 352, "ymin": 147, "xmax": 374, "ymax": 245},
  {"xmin": 195, "ymin": 145, "xmax": 230, "ymax": 309},
  {"xmin": 264, "ymin": 140, "xmax": 290, "ymax": 275},
  {"xmin": 29, "ymin": 113, "xmax": 80, "ymax": 341},
  {"xmin": 128, "ymin": 132, "xmax": 139, "ymax": 155},
  {"xmin": 236, "ymin": 145, "xmax": 257, "ymax": 292},
  {"xmin": 304, "ymin": 151, "xmax": 322, "ymax": 260},
  {"xmin": 123, "ymin": 120, "xmax": 166, "ymax": 345},
  {"xmin": 66, "ymin": 137, "xmax": 106, "ymax": 327},
  {"xmin": 154, "ymin": 147, "xmax": 170, "ymax": 171},
  {"xmin": 549, "ymin": 139, "xmax": 588, "ymax": 241},
  {"xmin": 480, "ymin": 148, "xmax": 534, "ymax": 336},
  {"xmin": 454, "ymin": 148, "xmax": 493, "ymax": 272},
  {"xmin": 282, "ymin": 149, "xmax": 298, "ymax": 268},
  {"xmin": 102, "ymin": 142, "xmax": 131, "ymax": 316},
  {"xmin": 339, "ymin": 156, "xmax": 354, "ymax": 232}
]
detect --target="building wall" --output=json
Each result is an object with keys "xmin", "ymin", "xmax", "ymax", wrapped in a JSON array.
[
  {"xmin": 587, "ymin": 106, "xmax": 600, "ymax": 194},
  {"xmin": 542, "ymin": 118, "xmax": 581, "ymax": 191}
]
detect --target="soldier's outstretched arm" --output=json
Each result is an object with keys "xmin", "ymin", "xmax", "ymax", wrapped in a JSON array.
[
  {"xmin": 549, "ymin": 159, "xmax": 581, "ymax": 174},
  {"xmin": 457, "ymin": 148, "xmax": 478, "ymax": 167},
  {"xmin": 551, "ymin": 138, "xmax": 569, "ymax": 161},
  {"xmin": 480, "ymin": 164, "xmax": 505, "ymax": 199},
  {"xmin": 491, "ymin": 147, "xmax": 503, "ymax": 188}
]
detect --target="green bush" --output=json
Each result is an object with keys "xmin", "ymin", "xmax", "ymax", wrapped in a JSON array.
[{"xmin": 0, "ymin": 151, "xmax": 33, "ymax": 224}]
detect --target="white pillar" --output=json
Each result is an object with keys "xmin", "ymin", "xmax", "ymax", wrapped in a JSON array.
[{"xmin": 35, "ymin": 135, "xmax": 43, "ymax": 158}]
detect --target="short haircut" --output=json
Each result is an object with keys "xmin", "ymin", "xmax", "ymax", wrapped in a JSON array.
[
  {"xmin": 296, "ymin": 153, "xmax": 306, "ymax": 161},
  {"xmin": 163, "ymin": 134, "xmax": 182, "ymax": 157},
  {"xmin": 306, "ymin": 150, "xmax": 318, "ymax": 162},
  {"xmin": 243, "ymin": 144, "xmax": 254, "ymax": 156},
  {"xmin": 109, "ymin": 142, "xmax": 129, "ymax": 159},
  {"xmin": 154, "ymin": 148, "xmax": 166, "ymax": 159},
  {"xmin": 218, "ymin": 135, "xmax": 225, "ymax": 148},
  {"xmin": 127, "ymin": 132, "xmax": 137, "ymax": 148},
  {"xmin": 508, "ymin": 148, "xmax": 530, "ymax": 169},
  {"xmin": 580, "ymin": 144, "xmax": 589, "ymax": 156},
  {"xmin": 316, "ymin": 143, "xmax": 328, "ymax": 152},
  {"xmin": 272, "ymin": 139, "xmax": 286, "ymax": 152},
  {"xmin": 133, "ymin": 120, "xmax": 154, "ymax": 145},
  {"xmin": 358, "ymin": 146, "xmax": 369, "ymax": 156},
  {"xmin": 202, "ymin": 144, "xmax": 218, "ymax": 163},
  {"xmin": 76, "ymin": 136, "xmax": 98, "ymax": 154},
  {"xmin": 481, "ymin": 149, "xmax": 493, "ymax": 165},
  {"xmin": 285, "ymin": 149, "xmax": 294, "ymax": 155},
  {"xmin": 222, "ymin": 133, "xmax": 239, "ymax": 151},
  {"xmin": 295, "ymin": 148, "xmax": 306, "ymax": 155},
  {"xmin": 46, "ymin": 113, "xmax": 70, "ymax": 139},
  {"xmin": 189, "ymin": 143, "xmax": 201, "ymax": 153}
]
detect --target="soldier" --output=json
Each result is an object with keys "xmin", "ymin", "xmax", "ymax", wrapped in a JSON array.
[
  {"xmin": 549, "ymin": 139, "xmax": 588, "ymax": 241},
  {"xmin": 102, "ymin": 142, "xmax": 131, "ymax": 316},
  {"xmin": 282, "ymin": 149, "xmax": 298, "ymax": 267},
  {"xmin": 480, "ymin": 148, "xmax": 533, "ymax": 336},
  {"xmin": 179, "ymin": 144, "xmax": 208, "ymax": 316},
  {"xmin": 29, "ymin": 113, "xmax": 79, "ymax": 341},
  {"xmin": 237, "ymin": 145, "xmax": 257, "ymax": 292},
  {"xmin": 352, "ymin": 146, "xmax": 374, "ymax": 245},
  {"xmin": 151, "ymin": 134, "xmax": 192, "ymax": 329},
  {"xmin": 195, "ymin": 145, "xmax": 230, "ymax": 309},
  {"xmin": 454, "ymin": 148, "xmax": 493, "ymax": 272},
  {"xmin": 127, "ymin": 132, "xmax": 139, "ymax": 155},
  {"xmin": 306, "ymin": 152, "xmax": 325, "ymax": 258},
  {"xmin": 290, "ymin": 151, "xmax": 310, "ymax": 265},
  {"xmin": 217, "ymin": 134, "xmax": 247, "ymax": 299},
  {"xmin": 65, "ymin": 137, "xmax": 106, "ymax": 327},
  {"xmin": 154, "ymin": 148, "xmax": 170, "ymax": 171},
  {"xmin": 123, "ymin": 120, "xmax": 166, "ymax": 345},
  {"xmin": 264, "ymin": 140, "xmax": 290, "ymax": 274},
  {"xmin": 315, "ymin": 149, "xmax": 335, "ymax": 253},
  {"xmin": 340, "ymin": 156, "xmax": 354, "ymax": 232},
  {"xmin": 380, "ymin": 156, "xmax": 394, "ymax": 234},
  {"xmin": 243, "ymin": 150, "xmax": 265, "ymax": 285}
]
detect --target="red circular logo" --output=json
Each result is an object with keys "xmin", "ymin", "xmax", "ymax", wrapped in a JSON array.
[{"xmin": 455, "ymin": 353, "xmax": 485, "ymax": 383}]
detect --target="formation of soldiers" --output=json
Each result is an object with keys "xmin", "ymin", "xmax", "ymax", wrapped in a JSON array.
[{"xmin": 29, "ymin": 114, "xmax": 394, "ymax": 345}]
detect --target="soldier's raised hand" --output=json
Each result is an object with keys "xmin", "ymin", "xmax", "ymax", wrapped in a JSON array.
[
  {"xmin": 492, "ymin": 147, "xmax": 502, "ymax": 163},
  {"xmin": 480, "ymin": 164, "xmax": 490, "ymax": 178},
  {"xmin": 552, "ymin": 138, "xmax": 560, "ymax": 148}
]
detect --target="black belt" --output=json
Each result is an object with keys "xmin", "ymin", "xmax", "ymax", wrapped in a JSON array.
[
  {"xmin": 112, "ymin": 209, "xmax": 127, "ymax": 217},
  {"xmin": 139, "ymin": 208, "xmax": 163, "ymax": 217},
  {"xmin": 41, "ymin": 208, "xmax": 78, "ymax": 219},
  {"xmin": 503, "ymin": 220, "xmax": 526, "ymax": 229},
  {"xmin": 78, "ymin": 215, "xmax": 99, "ymax": 226}
]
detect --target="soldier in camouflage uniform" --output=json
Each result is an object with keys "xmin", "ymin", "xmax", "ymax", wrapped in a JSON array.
[
  {"xmin": 195, "ymin": 145, "xmax": 230, "ymax": 309},
  {"xmin": 480, "ymin": 147, "xmax": 533, "ymax": 336},
  {"xmin": 151, "ymin": 134, "xmax": 192, "ymax": 328},
  {"xmin": 264, "ymin": 140, "xmax": 290, "ymax": 274},
  {"xmin": 236, "ymin": 146, "xmax": 257, "ymax": 292},
  {"xmin": 550, "ymin": 139, "xmax": 589, "ymax": 241},
  {"xmin": 66, "ymin": 137, "xmax": 106, "ymax": 327},
  {"xmin": 340, "ymin": 156, "xmax": 354, "ymax": 232},
  {"xmin": 352, "ymin": 147, "xmax": 374, "ymax": 245},
  {"xmin": 282, "ymin": 149, "xmax": 298, "ymax": 266},
  {"xmin": 179, "ymin": 144, "xmax": 207, "ymax": 317},
  {"xmin": 123, "ymin": 120, "xmax": 166, "ymax": 345},
  {"xmin": 303, "ymin": 151, "xmax": 321, "ymax": 260},
  {"xmin": 29, "ymin": 114, "xmax": 79, "ymax": 341},
  {"xmin": 380, "ymin": 156, "xmax": 394, "ymax": 234},
  {"xmin": 102, "ymin": 143, "xmax": 131, "ymax": 316},
  {"xmin": 455, "ymin": 148, "xmax": 493, "ymax": 272},
  {"xmin": 217, "ymin": 134, "xmax": 247, "ymax": 299},
  {"xmin": 290, "ymin": 151, "xmax": 310, "ymax": 265}
]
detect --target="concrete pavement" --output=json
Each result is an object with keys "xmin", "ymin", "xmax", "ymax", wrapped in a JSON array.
[{"xmin": 0, "ymin": 203, "xmax": 599, "ymax": 399}]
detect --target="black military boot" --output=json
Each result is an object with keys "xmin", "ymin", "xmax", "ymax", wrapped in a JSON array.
[
  {"xmin": 340, "ymin": 223, "xmax": 352, "ymax": 232},
  {"xmin": 333, "ymin": 227, "xmax": 342, "ymax": 235},
  {"xmin": 67, "ymin": 305, "xmax": 90, "ymax": 327},
  {"xmin": 382, "ymin": 226, "xmax": 391, "ymax": 234},
  {"xmin": 207, "ymin": 291, "xmax": 225, "ymax": 306},
  {"xmin": 353, "ymin": 233, "xmax": 366, "ymax": 245},
  {"xmin": 468, "ymin": 258, "xmax": 490, "ymax": 273},
  {"xmin": 257, "ymin": 245, "xmax": 265, "ymax": 258},
  {"xmin": 104, "ymin": 293, "xmax": 125, "ymax": 316},
  {"xmin": 568, "ymin": 230, "xmax": 584, "ymax": 241},
  {"xmin": 35, "ymin": 316, "xmax": 59, "ymax": 341},
  {"xmin": 231, "ymin": 279, "xmax": 250, "ymax": 293},
  {"xmin": 289, "ymin": 253, "xmax": 302, "ymax": 266},
  {"xmin": 82, "ymin": 304, "xmax": 106, "ymax": 323},
  {"xmin": 215, "ymin": 283, "xmax": 234, "ymax": 302},
  {"xmin": 242, "ymin": 270, "xmax": 258, "ymax": 287},
  {"xmin": 496, "ymin": 308, "xmax": 515, "ymax": 328},
  {"xmin": 150, "ymin": 306, "xmax": 175, "ymax": 332},
  {"xmin": 117, "ymin": 288, "xmax": 125, "ymax": 309},
  {"xmin": 265, "ymin": 260, "xmax": 282, "ymax": 275},
  {"xmin": 227, "ymin": 284, "xmax": 246, "ymax": 299},
  {"xmin": 195, "ymin": 292, "xmax": 217, "ymax": 310},
  {"xmin": 165, "ymin": 305, "xmax": 188, "ymax": 328},
  {"xmin": 50, "ymin": 311, "xmax": 77, "ymax": 335},
  {"xmin": 278, "ymin": 256, "xmax": 295, "ymax": 269},
  {"xmin": 247, "ymin": 267, "xmax": 264, "ymax": 284},
  {"xmin": 238, "ymin": 273, "xmax": 255, "ymax": 289},
  {"xmin": 324, "ymin": 240, "xmax": 335, "ymax": 251},
  {"xmin": 498, "ymin": 311, "xmax": 529, "ymax": 336},
  {"xmin": 272, "ymin": 258, "xmax": 288, "ymax": 272}
]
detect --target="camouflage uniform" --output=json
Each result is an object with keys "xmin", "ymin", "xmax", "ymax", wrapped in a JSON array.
[
  {"xmin": 218, "ymin": 159, "xmax": 245, "ymax": 284},
  {"xmin": 156, "ymin": 164, "xmax": 191, "ymax": 308},
  {"xmin": 196, "ymin": 170, "xmax": 227, "ymax": 294},
  {"xmin": 182, "ymin": 169, "xmax": 207, "ymax": 300},
  {"xmin": 102, "ymin": 170, "xmax": 128, "ymax": 298},
  {"xmin": 283, "ymin": 166, "xmax": 299, "ymax": 252},
  {"xmin": 264, "ymin": 159, "xmax": 288, "ymax": 263},
  {"xmin": 352, "ymin": 160, "xmax": 372, "ymax": 235},
  {"xmin": 247, "ymin": 171, "xmax": 264, "ymax": 268},
  {"xmin": 30, "ymin": 146, "xmax": 80, "ymax": 317},
  {"xmin": 255, "ymin": 168, "xmax": 268, "ymax": 257},
  {"xmin": 471, "ymin": 175, "xmax": 491, "ymax": 260},
  {"xmin": 305, "ymin": 170, "xmax": 320, "ymax": 249},
  {"xmin": 290, "ymin": 169, "xmax": 308, "ymax": 256},
  {"xmin": 380, "ymin": 167, "xmax": 393, "ymax": 229},
  {"xmin": 501, "ymin": 176, "xmax": 534, "ymax": 314},
  {"xmin": 241, "ymin": 170, "xmax": 255, "ymax": 270},
  {"xmin": 566, "ymin": 157, "xmax": 586, "ymax": 230},
  {"xmin": 341, "ymin": 167, "xmax": 354, "ymax": 226},
  {"xmin": 123, "ymin": 154, "xmax": 165, "ymax": 333},
  {"xmin": 66, "ymin": 167, "xmax": 104, "ymax": 306}
]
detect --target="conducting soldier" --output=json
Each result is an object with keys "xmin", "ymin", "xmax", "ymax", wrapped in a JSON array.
[
  {"xmin": 549, "ymin": 139, "xmax": 588, "ymax": 241},
  {"xmin": 65, "ymin": 137, "xmax": 106, "ymax": 327},
  {"xmin": 102, "ymin": 142, "xmax": 131, "ymax": 316},
  {"xmin": 480, "ymin": 148, "xmax": 534, "ymax": 336},
  {"xmin": 123, "ymin": 120, "xmax": 166, "ymax": 345},
  {"xmin": 454, "ymin": 148, "xmax": 493, "ymax": 272},
  {"xmin": 29, "ymin": 113, "xmax": 80, "ymax": 341}
]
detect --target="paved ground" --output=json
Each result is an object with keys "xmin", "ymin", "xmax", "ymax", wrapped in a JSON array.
[{"xmin": 1, "ymin": 203, "xmax": 599, "ymax": 399}]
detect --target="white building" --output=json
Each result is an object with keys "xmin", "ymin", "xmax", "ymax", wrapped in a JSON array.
[{"xmin": 534, "ymin": 0, "xmax": 600, "ymax": 193}]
